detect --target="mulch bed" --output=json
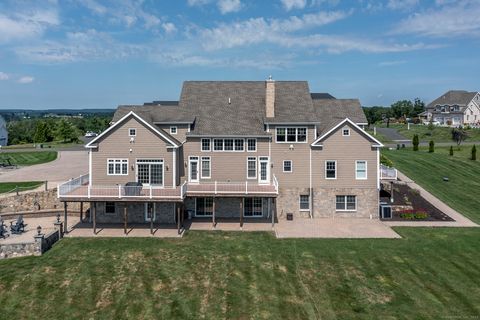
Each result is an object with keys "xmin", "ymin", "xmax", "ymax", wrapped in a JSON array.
[{"xmin": 381, "ymin": 183, "xmax": 454, "ymax": 222}]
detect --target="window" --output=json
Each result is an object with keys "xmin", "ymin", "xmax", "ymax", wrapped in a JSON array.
[
  {"xmin": 247, "ymin": 139, "xmax": 257, "ymax": 152},
  {"xmin": 283, "ymin": 160, "xmax": 292, "ymax": 173},
  {"xmin": 107, "ymin": 159, "xmax": 128, "ymax": 175},
  {"xmin": 355, "ymin": 161, "xmax": 367, "ymax": 180},
  {"xmin": 201, "ymin": 138, "xmax": 211, "ymax": 151},
  {"xmin": 343, "ymin": 128, "xmax": 350, "ymax": 136},
  {"xmin": 214, "ymin": 139, "xmax": 224, "ymax": 151},
  {"xmin": 224, "ymin": 139, "xmax": 234, "ymax": 151},
  {"xmin": 247, "ymin": 157, "xmax": 257, "ymax": 179},
  {"xmin": 201, "ymin": 157, "xmax": 211, "ymax": 179},
  {"xmin": 299, "ymin": 195, "xmax": 310, "ymax": 211},
  {"xmin": 105, "ymin": 202, "xmax": 115, "ymax": 214},
  {"xmin": 129, "ymin": 128, "xmax": 136, "ymax": 137},
  {"xmin": 196, "ymin": 197, "xmax": 213, "ymax": 217},
  {"xmin": 234, "ymin": 139, "xmax": 244, "ymax": 151},
  {"xmin": 136, "ymin": 159, "xmax": 163, "ymax": 185},
  {"xmin": 276, "ymin": 127, "xmax": 307, "ymax": 143},
  {"xmin": 336, "ymin": 195, "xmax": 357, "ymax": 211},
  {"xmin": 170, "ymin": 126, "xmax": 177, "ymax": 134},
  {"xmin": 244, "ymin": 198, "xmax": 262, "ymax": 217},
  {"xmin": 325, "ymin": 161, "xmax": 336, "ymax": 179}
]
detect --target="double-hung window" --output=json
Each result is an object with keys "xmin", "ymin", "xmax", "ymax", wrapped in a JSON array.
[
  {"xmin": 283, "ymin": 160, "xmax": 292, "ymax": 173},
  {"xmin": 276, "ymin": 128, "xmax": 286, "ymax": 142},
  {"xmin": 355, "ymin": 161, "xmax": 367, "ymax": 180},
  {"xmin": 276, "ymin": 127, "xmax": 307, "ymax": 143},
  {"xmin": 224, "ymin": 139, "xmax": 234, "ymax": 151},
  {"xmin": 336, "ymin": 195, "xmax": 357, "ymax": 211},
  {"xmin": 201, "ymin": 138, "xmax": 211, "ymax": 151},
  {"xmin": 213, "ymin": 139, "xmax": 223, "ymax": 151},
  {"xmin": 201, "ymin": 157, "xmax": 211, "ymax": 179},
  {"xmin": 108, "ymin": 159, "xmax": 128, "ymax": 175},
  {"xmin": 244, "ymin": 198, "xmax": 262, "ymax": 217},
  {"xmin": 299, "ymin": 195, "xmax": 310, "ymax": 211},
  {"xmin": 247, "ymin": 157, "xmax": 257, "ymax": 179},
  {"xmin": 234, "ymin": 139, "xmax": 244, "ymax": 151},
  {"xmin": 170, "ymin": 126, "xmax": 177, "ymax": 134},
  {"xmin": 287, "ymin": 128, "xmax": 296, "ymax": 142},
  {"xmin": 247, "ymin": 139, "xmax": 257, "ymax": 152},
  {"xmin": 325, "ymin": 161, "xmax": 336, "ymax": 179}
]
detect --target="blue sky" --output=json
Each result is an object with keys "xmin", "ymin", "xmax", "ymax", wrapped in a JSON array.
[{"xmin": 0, "ymin": 0, "xmax": 479, "ymax": 109}]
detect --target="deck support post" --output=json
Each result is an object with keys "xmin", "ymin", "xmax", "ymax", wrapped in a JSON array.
[
  {"xmin": 80, "ymin": 202, "xmax": 83, "ymax": 223},
  {"xmin": 177, "ymin": 205, "xmax": 181, "ymax": 234},
  {"xmin": 239, "ymin": 199, "xmax": 243, "ymax": 230},
  {"xmin": 63, "ymin": 202, "xmax": 68, "ymax": 234},
  {"xmin": 124, "ymin": 205, "xmax": 127, "ymax": 236},
  {"xmin": 150, "ymin": 204, "xmax": 154, "ymax": 235},
  {"xmin": 93, "ymin": 202, "xmax": 96, "ymax": 235},
  {"xmin": 271, "ymin": 198, "xmax": 275, "ymax": 229},
  {"xmin": 212, "ymin": 198, "xmax": 216, "ymax": 228}
]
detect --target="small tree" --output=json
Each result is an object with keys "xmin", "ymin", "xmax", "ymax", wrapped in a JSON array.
[
  {"xmin": 449, "ymin": 146, "xmax": 454, "ymax": 156},
  {"xmin": 427, "ymin": 120, "xmax": 434, "ymax": 131},
  {"xmin": 412, "ymin": 134, "xmax": 419, "ymax": 151},
  {"xmin": 429, "ymin": 140, "xmax": 434, "ymax": 153},
  {"xmin": 452, "ymin": 128, "xmax": 468, "ymax": 147},
  {"xmin": 472, "ymin": 145, "xmax": 477, "ymax": 161}
]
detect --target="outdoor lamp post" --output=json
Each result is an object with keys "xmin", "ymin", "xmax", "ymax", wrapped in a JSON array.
[
  {"xmin": 56, "ymin": 213, "xmax": 61, "ymax": 223},
  {"xmin": 37, "ymin": 225, "xmax": 42, "ymax": 236}
]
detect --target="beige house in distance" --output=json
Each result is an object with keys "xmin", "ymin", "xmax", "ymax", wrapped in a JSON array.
[{"xmin": 58, "ymin": 79, "xmax": 383, "ymax": 230}]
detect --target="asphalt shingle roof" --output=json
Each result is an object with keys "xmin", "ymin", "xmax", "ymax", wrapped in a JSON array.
[
  {"xmin": 312, "ymin": 98, "xmax": 367, "ymax": 133},
  {"xmin": 427, "ymin": 90, "xmax": 478, "ymax": 109}
]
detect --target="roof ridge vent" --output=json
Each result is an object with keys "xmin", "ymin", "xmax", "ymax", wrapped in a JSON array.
[{"xmin": 228, "ymin": 97, "xmax": 231, "ymax": 104}]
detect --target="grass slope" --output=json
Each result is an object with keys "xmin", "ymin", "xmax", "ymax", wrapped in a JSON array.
[
  {"xmin": 383, "ymin": 146, "xmax": 480, "ymax": 223},
  {"xmin": 0, "ymin": 151, "xmax": 57, "ymax": 166},
  {"xmin": 0, "ymin": 181, "xmax": 43, "ymax": 194},
  {"xmin": 0, "ymin": 229, "xmax": 479, "ymax": 319},
  {"xmin": 379, "ymin": 123, "xmax": 480, "ymax": 143}
]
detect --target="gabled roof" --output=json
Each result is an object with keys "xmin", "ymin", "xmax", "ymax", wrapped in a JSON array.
[
  {"xmin": 85, "ymin": 111, "xmax": 180, "ymax": 148},
  {"xmin": 427, "ymin": 90, "xmax": 478, "ymax": 109},
  {"xmin": 312, "ymin": 98, "xmax": 368, "ymax": 133},
  {"xmin": 311, "ymin": 118, "xmax": 383, "ymax": 147}
]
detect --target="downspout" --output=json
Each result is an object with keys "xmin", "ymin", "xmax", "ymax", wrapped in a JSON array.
[
  {"xmin": 309, "ymin": 147, "xmax": 313, "ymax": 219},
  {"xmin": 89, "ymin": 150, "xmax": 92, "ymax": 186},
  {"xmin": 173, "ymin": 147, "xmax": 177, "ymax": 187}
]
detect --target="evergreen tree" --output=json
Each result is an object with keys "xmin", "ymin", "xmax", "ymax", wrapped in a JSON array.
[
  {"xmin": 449, "ymin": 146, "xmax": 454, "ymax": 156},
  {"xmin": 429, "ymin": 140, "xmax": 434, "ymax": 153},
  {"xmin": 472, "ymin": 145, "xmax": 477, "ymax": 161},
  {"xmin": 412, "ymin": 134, "xmax": 419, "ymax": 151}
]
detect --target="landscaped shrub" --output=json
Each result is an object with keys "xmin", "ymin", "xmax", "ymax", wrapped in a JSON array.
[
  {"xmin": 414, "ymin": 212, "xmax": 428, "ymax": 219},
  {"xmin": 449, "ymin": 146, "xmax": 454, "ymax": 156},
  {"xmin": 472, "ymin": 145, "xmax": 477, "ymax": 161},
  {"xmin": 429, "ymin": 140, "xmax": 434, "ymax": 153},
  {"xmin": 380, "ymin": 154, "xmax": 394, "ymax": 167},
  {"xmin": 412, "ymin": 134, "xmax": 419, "ymax": 151},
  {"xmin": 399, "ymin": 210, "xmax": 428, "ymax": 220}
]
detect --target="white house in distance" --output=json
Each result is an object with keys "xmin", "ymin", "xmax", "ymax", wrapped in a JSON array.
[
  {"xmin": 0, "ymin": 115, "xmax": 8, "ymax": 147},
  {"xmin": 422, "ymin": 90, "xmax": 480, "ymax": 126}
]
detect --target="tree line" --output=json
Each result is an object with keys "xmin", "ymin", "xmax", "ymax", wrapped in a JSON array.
[
  {"xmin": 363, "ymin": 98, "xmax": 425, "ymax": 125},
  {"xmin": 6, "ymin": 116, "xmax": 111, "ymax": 145}
]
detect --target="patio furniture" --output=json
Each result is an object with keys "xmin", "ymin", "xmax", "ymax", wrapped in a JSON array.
[
  {"xmin": 10, "ymin": 215, "xmax": 25, "ymax": 234},
  {"xmin": 124, "ymin": 182, "xmax": 143, "ymax": 196},
  {"xmin": 0, "ymin": 218, "xmax": 8, "ymax": 238}
]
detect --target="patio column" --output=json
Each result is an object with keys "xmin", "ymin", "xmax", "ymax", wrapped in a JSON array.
[
  {"xmin": 177, "ymin": 205, "xmax": 181, "ymax": 234},
  {"xmin": 212, "ymin": 198, "xmax": 216, "ymax": 228},
  {"xmin": 124, "ymin": 205, "xmax": 128, "ymax": 235},
  {"xmin": 150, "ymin": 203, "xmax": 154, "ymax": 235},
  {"xmin": 80, "ymin": 202, "xmax": 83, "ymax": 223},
  {"xmin": 271, "ymin": 198, "xmax": 275, "ymax": 228},
  {"xmin": 93, "ymin": 202, "xmax": 96, "ymax": 234},
  {"xmin": 63, "ymin": 202, "xmax": 68, "ymax": 234},
  {"xmin": 239, "ymin": 198, "xmax": 243, "ymax": 229}
]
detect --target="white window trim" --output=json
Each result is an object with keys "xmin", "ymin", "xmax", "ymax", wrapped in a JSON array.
[
  {"xmin": 135, "ymin": 158, "xmax": 164, "ymax": 187},
  {"xmin": 128, "ymin": 128, "xmax": 136, "ymax": 137},
  {"xmin": 356, "ymin": 160, "xmax": 367, "ymax": 180},
  {"xmin": 275, "ymin": 127, "xmax": 308, "ymax": 144},
  {"xmin": 243, "ymin": 198, "xmax": 263, "ymax": 218},
  {"xmin": 201, "ymin": 156, "xmax": 211, "ymax": 179},
  {"xmin": 325, "ymin": 160, "xmax": 337, "ymax": 180},
  {"xmin": 247, "ymin": 156, "xmax": 257, "ymax": 179},
  {"xmin": 335, "ymin": 195, "xmax": 357, "ymax": 212},
  {"xmin": 247, "ymin": 138, "xmax": 257, "ymax": 152},
  {"xmin": 170, "ymin": 126, "xmax": 177, "ymax": 135},
  {"xmin": 201, "ymin": 138, "xmax": 211, "ymax": 152},
  {"xmin": 299, "ymin": 195, "xmax": 310, "ymax": 212},
  {"xmin": 144, "ymin": 203, "xmax": 156, "ymax": 222},
  {"xmin": 283, "ymin": 160, "xmax": 293, "ymax": 173},
  {"xmin": 107, "ymin": 158, "xmax": 129, "ymax": 176},
  {"xmin": 342, "ymin": 128, "xmax": 350, "ymax": 136},
  {"xmin": 234, "ymin": 138, "xmax": 245, "ymax": 152},
  {"xmin": 194, "ymin": 197, "xmax": 213, "ymax": 217}
]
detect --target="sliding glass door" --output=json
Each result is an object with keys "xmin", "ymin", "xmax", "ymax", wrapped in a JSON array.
[{"xmin": 136, "ymin": 159, "xmax": 163, "ymax": 186}]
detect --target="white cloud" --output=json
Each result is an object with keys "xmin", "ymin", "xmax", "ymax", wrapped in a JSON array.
[
  {"xmin": 392, "ymin": 1, "xmax": 480, "ymax": 37},
  {"xmin": 218, "ymin": 0, "xmax": 242, "ymax": 14},
  {"xmin": 378, "ymin": 60, "xmax": 407, "ymax": 67},
  {"xmin": 0, "ymin": 9, "xmax": 59, "ymax": 43},
  {"xmin": 281, "ymin": 0, "xmax": 307, "ymax": 11},
  {"xmin": 17, "ymin": 76, "xmax": 34, "ymax": 84},
  {"xmin": 78, "ymin": 0, "xmax": 107, "ymax": 14},
  {"xmin": 0, "ymin": 72, "xmax": 9, "ymax": 80},
  {"xmin": 386, "ymin": 0, "xmax": 418, "ymax": 10},
  {"xmin": 187, "ymin": 0, "xmax": 210, "ymax": 6},
  {"xmin": 162, "ymin": 22, "xmax": 177, "ymax": 34}
]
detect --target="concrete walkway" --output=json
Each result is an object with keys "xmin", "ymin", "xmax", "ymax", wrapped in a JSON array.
[
  {"xmin": 0, "ymin": 151, "xmax": 88, "ymax": 186},
  {"xmin": 66, "ymin": 222, "xmax": 183, "ymax": 238},
  {"xmin": 383, "ymin": 171, "xmax": 478, "ymax": 228},
  {"xmin": 275, "ymin": 218, "xmax": 401, "ymax": 239}
]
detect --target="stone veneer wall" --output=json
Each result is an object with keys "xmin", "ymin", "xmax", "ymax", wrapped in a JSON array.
[
  {"xmin": 0, "ymin": 189, "xmax": 87, "ymax": 214},
  {"xmin": 184, "ymin": 197, "xmax": 270, "ymax": 218},
  {"xmin": 94, "ymin": 202, "xmax": 176, "ymax": 224},
  {"xmin": 276, "ymin": 188, "xmax": 311, "ymax": 219},
  {"xmin": 0, "ymin": 241, "xmax": 41, "ymax": 259},
  {"xmin": 313, "ymin": 187, "xmax": 379, "ymax": 219}
]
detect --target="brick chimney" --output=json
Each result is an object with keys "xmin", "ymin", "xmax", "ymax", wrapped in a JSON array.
[{"xmin": 265, "ymin": 75, "xmax": 275, "ymax": 118}]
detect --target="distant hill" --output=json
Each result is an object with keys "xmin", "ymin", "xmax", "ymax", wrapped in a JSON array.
[{"xmin": 0, "ymin": 109, "xmax": 115, "ymax": 122}]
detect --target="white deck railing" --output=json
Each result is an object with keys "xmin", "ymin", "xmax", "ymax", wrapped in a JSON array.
[
  {"xmin": 380, "ymin": 165, "xmax": 398, "ymax": 180},
  {"xmin": 57, "ymin": 174, "xmax": 89, "ymax": 198},
  {"xmin": 187, "ymin": 179, "xmax": 278, "ymax": 195}
]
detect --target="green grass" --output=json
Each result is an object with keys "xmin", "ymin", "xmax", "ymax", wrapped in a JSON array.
[
  {"xmin": 383, "ymin": 146, "xmax": 480, "ymax": 223},
  {"xmin": 378, "ymin": 123, "xmax": 480, "ymax": 143},
  {"xmin": 0, "ymin": 229, "xmax": 479, "ymax": 319},
  {"xmin": 0, "ymin": 151, "xmax": 57, "ymax": 166},
  {"xmin": 3, "ymin": 140, "xmax": 83, "ymax": 150},
  {"xmin": 0, "ymin": 181, "xmax": 44, "ymax": 194}
]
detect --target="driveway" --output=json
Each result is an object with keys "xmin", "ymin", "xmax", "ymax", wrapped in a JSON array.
[
  {"xmin": 0, "ymin": 151, "xmax": 88, "ymax": 185},
  {"xmin": 376, "ymin": 127, "xmax": 409, "ymax": 141}
]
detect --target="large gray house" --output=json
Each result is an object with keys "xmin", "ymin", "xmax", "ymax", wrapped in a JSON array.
[
  {"xmin": 422, "ymin": 90, "xmax": 480, "ymax": 126},
  {"xmin": 58, "ymin": 79, "xmax": 383, "ymax": 229}
]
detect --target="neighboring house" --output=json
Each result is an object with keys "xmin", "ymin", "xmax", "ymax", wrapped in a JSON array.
[
  {"xmin": 58, "ymin": 79, "xmax": 383, "ymax": 227},
  {"xmin": 422, "ymin": 90, "xmax": 480, "ymax": 126},
  {"xmin": 0, "ymin": 115, "xmax": 8, "ymax": 147}
]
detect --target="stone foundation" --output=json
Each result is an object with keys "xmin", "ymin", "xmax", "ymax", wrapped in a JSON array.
[
  {"xmin": 93, "ymin": 202, "xmax": 176, "ymax": 224},
  {"xmin": 276, "ymin": 188, "xmax": 311, "ymax": 219},
  {"xmin": 184, "ymin": 197, "xmax": 271, "ymax": 218}
]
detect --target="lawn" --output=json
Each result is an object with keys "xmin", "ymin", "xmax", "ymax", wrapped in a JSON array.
[
  {"xmin": 383, "ymin": 146, "xmax": 480, "ymax": 223},
  {"xmin": 0, "ymin": 181, "xmax": 44, "ymax": 194},
  {"xmin": 0, "ymin": 229, "xmax": 479, "ymax": 319},
  {"xmin": 0, "ymin": 151, "xmax": 57, "ymax": 166},
  {"xmin": 378, "ymin": 123, "xmax": 480, "ymax": 143}
]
